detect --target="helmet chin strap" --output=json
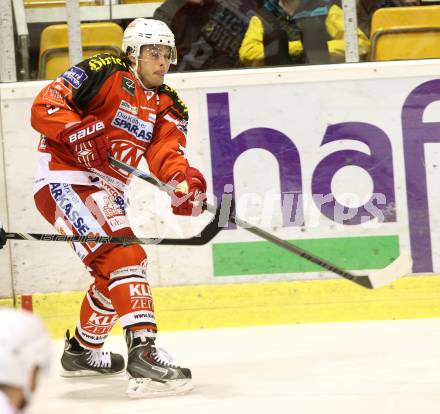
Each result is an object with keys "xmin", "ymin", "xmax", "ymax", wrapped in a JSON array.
[{"xmin": 130, "ymin": 59, "xmax": 155, "ymax": 91}]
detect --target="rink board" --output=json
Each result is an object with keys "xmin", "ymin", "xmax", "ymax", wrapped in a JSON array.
[
  {"xmin": 1, "ymin": 61, "xmax": 440, "ymax": 323},
  {"xmin": 1, "ymin": 274, "xmax": 440, "ymax": 338}
]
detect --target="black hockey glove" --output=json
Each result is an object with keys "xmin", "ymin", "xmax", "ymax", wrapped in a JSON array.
[{"xmin": 0, "ymin": 226, "xmax": 6, "ymax": 249}]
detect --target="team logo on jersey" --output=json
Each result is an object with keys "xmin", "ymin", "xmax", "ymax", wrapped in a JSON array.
[
  {"xmin": 110, "ymin": 140, "xmax": 145, "ymax": 177},
  {"xmin": 111, "ymin": 110, "xmax": 154, "ymax": 143},
  {"xmin": 122, "ymin": 77, "xmax": 135, "ymax": 96},
  {"xmin": 119, "ymin": 100, "xmax": 138, "ymax": 115},
  {"xmin": 43, "ymin": 81, "xmax": 71, "ymax": 106},
  {"xmin": 61, "ymin": 66, "xmax": 88, "ymax": 89}
]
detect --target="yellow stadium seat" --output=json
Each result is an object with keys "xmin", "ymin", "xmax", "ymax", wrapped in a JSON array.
[
  {"xmin": 38, "ymin": 22, "xmax": 123, "ymax": 80},
  {"xmin": 24, "ymin": 0, "xmax": 98, "ymax": 9},
  {"xmin": 370, "ymin": 6, "xmax": 440, "ymax": 61}
]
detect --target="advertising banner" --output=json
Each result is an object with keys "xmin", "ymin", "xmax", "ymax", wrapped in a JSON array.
[{"xmin": 1, "ymin": 66, "xmax": 440, "ymax": 295}]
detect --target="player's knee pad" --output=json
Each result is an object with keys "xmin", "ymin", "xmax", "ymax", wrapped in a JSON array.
[{"xmin": 107, "ymin": 258, "xmax": 149, "ymax": 301}]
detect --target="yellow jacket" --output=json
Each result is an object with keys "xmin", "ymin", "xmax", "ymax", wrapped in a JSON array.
[{"xmin": 240, "ymin": 4, "xmax": 370, "ymax": 67}]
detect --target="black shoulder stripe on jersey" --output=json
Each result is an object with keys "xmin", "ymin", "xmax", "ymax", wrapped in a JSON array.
[
  {"xmin": 64, "ymin": 53, "xmax": 130, "ymax": 110},
  {"xmin": 168, "ymin": 106, "xmax": 188, "ymax": 121},
  {"xmin": 158, "ymin": 84, "xmax": 188, "ymax": 118}
]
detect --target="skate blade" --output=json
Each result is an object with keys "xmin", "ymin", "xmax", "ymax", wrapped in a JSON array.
[
  {"xmin": 60, "ymin": 368, "xmax": 124, "ymax": 378},
  {"xmin": 127, "ymin": 377, "xmax": 194, "ymax": 399}
]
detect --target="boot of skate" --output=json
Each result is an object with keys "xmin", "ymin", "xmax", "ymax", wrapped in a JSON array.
[
  {"xmin": 125, "ymin": 329, "xmax": 193, "ymax": 398},
  {"xmin": 61, "ymin": 330, "xmax": 125, "ymax": 377}
]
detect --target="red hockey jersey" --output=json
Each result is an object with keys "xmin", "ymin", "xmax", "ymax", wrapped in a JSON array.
[{"xmin": 31, "ymin": 53, "xmax": 189, "ymax": 195}]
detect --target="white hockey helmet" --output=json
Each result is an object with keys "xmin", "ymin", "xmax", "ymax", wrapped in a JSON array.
[
  {"xmin": 122, "ymin": 18, "xmax": 177, "ymax": 64},
  {"xmin": 0, "ymin": 309, "xmax": 51, "ymax": 397}
]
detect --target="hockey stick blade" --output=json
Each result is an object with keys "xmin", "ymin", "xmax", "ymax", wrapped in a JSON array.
[{"xmin": 360, "ymin": 254, "xmax": 413, "ymax": 289}]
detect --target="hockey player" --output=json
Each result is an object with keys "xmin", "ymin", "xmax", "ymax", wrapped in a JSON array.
[
  {"xmin": 30, "ymin": 18, "xmax": 206, "ymax": 397},
  {"xmin": 0, "ymin": 308, "xmax": 51, "ymax": 414}
]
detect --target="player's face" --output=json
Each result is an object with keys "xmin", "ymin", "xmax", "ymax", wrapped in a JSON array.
[{"xmin": 137, "ymin": 45, "xmax": 171, "ymax": 88}]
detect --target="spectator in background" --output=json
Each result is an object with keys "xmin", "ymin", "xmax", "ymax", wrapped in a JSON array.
[
  {"xmin": 0, "ymin": 309, "xmax": 51, "ymax": 414},
  {"xmin": 239, "ymin": 0, "xmax": 370, "ymax": 67},
  {"xmin": 357, "ymin": 0, "xmax": 422, "ymax": 37},
  {"xmin": 154, "ymin": 0, "xmax": 263, "ymax": 71}
]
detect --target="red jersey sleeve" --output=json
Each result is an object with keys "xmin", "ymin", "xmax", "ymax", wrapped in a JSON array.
[
  {"xmin": 146, "ymin": 84, "xmax": 189, "ymax": 182},
  {"xmin": 31, "ymin": 54, "xmax": 129, "ymax": 142},
  {"xmin": 31, "ymin": 78, "xmax": 81, "ymax": 141}
]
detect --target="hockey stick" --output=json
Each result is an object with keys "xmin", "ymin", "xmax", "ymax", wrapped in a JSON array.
[
  {"xmin": 109, "ymin": 156, "xmax": 412, "ymax": 290},
  {"xmin": 1, "ymin": 201, "xmax": 226, "ymax": 246}
]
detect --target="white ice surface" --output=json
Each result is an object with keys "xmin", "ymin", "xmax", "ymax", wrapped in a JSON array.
[{"xmin": 29, "ymin": 319, "xmax": 440, "ymax": 414}]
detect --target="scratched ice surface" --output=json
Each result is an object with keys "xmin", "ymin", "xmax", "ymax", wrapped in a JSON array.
[{"xmin": 29, "ymin": 319, "xmax": 440, "ymax": 414}]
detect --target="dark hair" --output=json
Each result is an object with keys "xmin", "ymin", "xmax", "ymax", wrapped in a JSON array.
[{"xmin": 118, "ymin": 49, "xmax": 133, "ymax": 65}]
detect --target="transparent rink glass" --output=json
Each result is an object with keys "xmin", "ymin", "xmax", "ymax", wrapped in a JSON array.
[{"xmin": 3, "ymin": 0, "xmax": 440, "ymax": 82}]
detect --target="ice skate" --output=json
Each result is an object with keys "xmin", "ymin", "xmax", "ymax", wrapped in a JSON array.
[
  {"xmin": 125, "ymin": 330, "xmax": 193, "ymax": 398},
  {"xmin": 61, "ymin": 330, "xmax": 125, "ymax": 377}
]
